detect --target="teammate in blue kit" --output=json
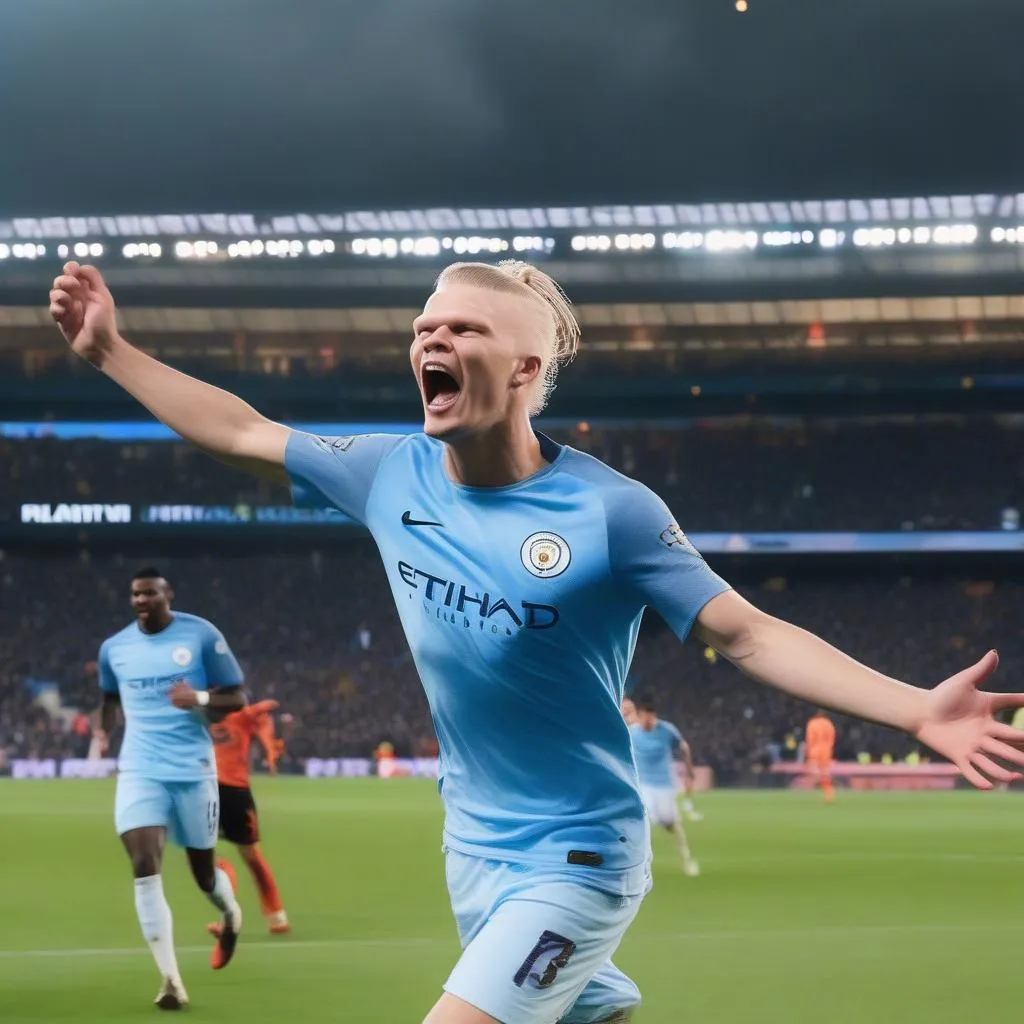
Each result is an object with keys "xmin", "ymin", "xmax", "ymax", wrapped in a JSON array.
[
  {"xmin": 95, "ymin": 568, "xmax": 246, "ymax": 1009},
  {"xmin": 629, "ymin": 695, "xmax": 699, "ymax": 876},
  {"xmin": 52, "ymin": 260, "xmax": 1024, "ymax": 1024}
]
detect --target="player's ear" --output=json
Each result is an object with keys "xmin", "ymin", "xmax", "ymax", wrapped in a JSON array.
[{"xmin": 510, "ymin": 354, "xmax": 542, "ymax": 391}]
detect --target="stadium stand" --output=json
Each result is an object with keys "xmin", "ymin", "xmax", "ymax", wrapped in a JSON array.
[
  {"xmin": 1, "ymin": 547, "xmax": 1020, "ymax": 783},
  {"xmin": 3, "ymin": 415, "xmax": 1022, "ymax": 531}
]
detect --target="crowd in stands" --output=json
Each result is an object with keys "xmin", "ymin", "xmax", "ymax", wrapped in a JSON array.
[
  {"xmin": 3, "ymin": 415, "xmax": 1022, "ymax": 531},
  {"xmin": 1, "ymin": 548, "xmax": 1021, "ymax": 784}
]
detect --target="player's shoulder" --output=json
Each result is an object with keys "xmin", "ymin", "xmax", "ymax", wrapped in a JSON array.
[
  {"xmin": 556, "ymin": 443, "xmax": 663, "ymax": 512},
  {"xmin": 380, "ymin": 431, "xmax": 441, "ymax": 465},
  {"xmin": 102, "ymin": 620, "xmax": 140, "ymax": 649},
  {"xmin": 660, "ymin": 719, "xmax": 683, "ymax": 739},
  {"xmin": 302, "ymin": 429, "xmax": 415, "ymax": 462},
  {"xmin": 556, "ymin": 442, "xmax": 683, "ymax": 545},
  {"xmin": 171, "ymin": 611, "xmax": 223, "ymax": 640}
]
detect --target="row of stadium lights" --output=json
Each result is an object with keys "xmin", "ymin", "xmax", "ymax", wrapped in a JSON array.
[
  {"xmin": 225, "ymin": 239, "xmax": 337, "ymax": 259},
  {"xmin": 849, "ymin": 224, "xmax": 978, "ymax": 247},
  {"xmin": 575, "ymin": 226, "xmax": 982, "ymax": 253},
  {"xmin": 351, "ymin": 236, "xmax": 554, "ymax": 258},
  {"xmin": 5, "ymin": 225, "xmax": 1024, "ymax": 264}
]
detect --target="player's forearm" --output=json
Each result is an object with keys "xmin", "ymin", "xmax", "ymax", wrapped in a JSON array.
[
  {"xmin": 98, "ymin": 336, "xmax": 288, "ymax": 478},
  {"xmin": 730, "ymin": 616, "xmax": 927, "ymax": 736},
  {"xmin": 203, "ymin": 687, "xmax": 247, "ymax": 723},
  {"xmin": 99, "ymin": 695, "xmax": 120, "ymax": 735}
]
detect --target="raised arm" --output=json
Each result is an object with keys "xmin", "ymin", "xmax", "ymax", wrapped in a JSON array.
[{"xmin": 49, "ymin": 262, "xmax": 290, "ymax": 484}]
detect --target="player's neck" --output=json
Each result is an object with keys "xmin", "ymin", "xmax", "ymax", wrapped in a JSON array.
[
  {"xmin": 443, "ymin": 419, "xmax": 546, "ymax": 488},
  {"xmin": 138, "ymin": 611, "xmax": 174, "ymax": 635}
]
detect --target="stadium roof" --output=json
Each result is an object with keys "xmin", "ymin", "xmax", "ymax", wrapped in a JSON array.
[{"xmin": 1, "ymin": 0, "xmax": 1021, "ymax": 215}]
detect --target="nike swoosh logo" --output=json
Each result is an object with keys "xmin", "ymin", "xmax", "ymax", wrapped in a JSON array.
[{"xmin": 402, "ymin": 511, "xmax": 444, "ymax": 528}]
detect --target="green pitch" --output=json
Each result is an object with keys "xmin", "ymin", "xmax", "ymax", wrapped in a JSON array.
[{"xmin": 1, "ymin": 781, "xmax": 1020, "ymax": 1023}]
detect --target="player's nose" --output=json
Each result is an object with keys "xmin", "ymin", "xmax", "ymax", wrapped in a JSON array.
[{"xmin": 422, "ymin": 328, "xmax": 454, "ymax": 353}]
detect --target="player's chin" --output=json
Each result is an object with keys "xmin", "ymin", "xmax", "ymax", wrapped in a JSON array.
[{"xmin": 421, "ymin": 407, "xmax": 466, "ymax": 439}]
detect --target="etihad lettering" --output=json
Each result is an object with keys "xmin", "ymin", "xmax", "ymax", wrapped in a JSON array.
[{"xmin": 398, "ymin": 561, "xmax": 559, "ymax": 631}]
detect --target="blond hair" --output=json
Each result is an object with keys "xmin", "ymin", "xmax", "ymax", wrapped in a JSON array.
[{"xmin": 435, "ymin": 260, "xmax": 580, "ymax": 416}]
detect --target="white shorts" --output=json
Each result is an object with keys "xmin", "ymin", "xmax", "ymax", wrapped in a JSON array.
[
  {"xmin": 443, "ymin": 849, "xmax": 647, "ymax": 1023},
  {"xmin": 640, "ymin": 785, "xmax": 680, "ymax": 828},
  {"xmin": 115, "ymin": 774, "xmax": 219, "ymax": 850}
]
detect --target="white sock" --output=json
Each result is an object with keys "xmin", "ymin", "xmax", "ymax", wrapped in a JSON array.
[
  {"xmin": 682, "ymin": 798, "xmax": 695, "ymax": 814},
  {"xmin": 206, "ymin": 866, "xmax": 241, "ymax": 926},
  {"xmin": 672, "ymin": 822, "xmax": 693, "ymax": 862},
  {"xmin": 134, "ymin": 875, "xmax": 181, "ymax": 981}
]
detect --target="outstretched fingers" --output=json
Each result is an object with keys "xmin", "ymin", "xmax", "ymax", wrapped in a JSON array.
[
  {"xmin": 981, "ymin": 735, "xmax": 1024, "ymax": 769},
  {"xmin": 989, "ymin": 691, "xmax": 1024, "ymax": 713},
  {"xmin": 969, "ymin": 752, "xmax": 1021, "ymax": 785},
  {"xmin": 958, "ymin": 759, "xmax": 994, "ymax": 790}
]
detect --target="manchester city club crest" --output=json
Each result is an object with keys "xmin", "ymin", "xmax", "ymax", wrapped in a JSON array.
[
  {"xmin": 521, "ymin": 532, "xmax": 571, "ymax": 578},
  {"xmin": 171, "ymin": 646, "xmax": 193, "ymax": 667}
]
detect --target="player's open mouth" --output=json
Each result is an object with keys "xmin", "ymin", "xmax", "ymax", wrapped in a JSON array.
[{"xmin": 421, "ymin": 362, "xmax": 462, "ymax": 413}]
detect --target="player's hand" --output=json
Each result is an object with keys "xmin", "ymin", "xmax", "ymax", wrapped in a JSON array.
[
  {"xmin": 169, "ymin": 682, "xmax": 200, "ymax": 709},
  {"xmin": 92, "ymin": 728, "xmax": 109, "ymax": 755},
  {"xmin": 915, "ymin": 650, "xmax": 1024, "ymax": 789},
  {"xmin": 48, "ymin": 262, "xmax": 119, "ymax": 366}
]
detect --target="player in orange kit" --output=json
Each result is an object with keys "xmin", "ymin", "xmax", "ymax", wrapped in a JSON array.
[
  {"xmin": 206, "ymin": 700, "xmax": 291, "ymax": 935},
  {"xmin": 805, "ymin": 709, "xmax": 837, "ymax": 802}
]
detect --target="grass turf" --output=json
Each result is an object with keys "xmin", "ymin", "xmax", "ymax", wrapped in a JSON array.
[{"xmin": 0, "ymin": 780, "xmax": 1020, "ymax": 1022}]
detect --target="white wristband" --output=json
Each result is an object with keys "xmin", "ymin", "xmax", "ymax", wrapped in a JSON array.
[{"xmin": 195, "ymin": 690, "xmax": 210, "ymax": 707}]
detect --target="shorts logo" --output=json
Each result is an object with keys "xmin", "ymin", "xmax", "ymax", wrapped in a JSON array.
[
  {"xmin": 659, "ymin": 523, "xmax": 700, "ymax": 557},
  {"xmin": 171, "ymin": 646, "xmax": 193, "ymax": 668},
  {"xmin": 214, "ymin": 639, "xmax": 228, "ymax": 655},
  {"xmin": 513, "ymin": 930, "xmax": 577, "ymax": 989},
  {"xmin": 520, "ymin": 532, "xmax": 571, "ymax": 578}
]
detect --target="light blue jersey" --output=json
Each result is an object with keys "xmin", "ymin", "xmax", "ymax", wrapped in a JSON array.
[
  {"xmin": 99, "ymin": 612, "xmax": 244, "ymax": 781},
  {"xmin": 630, "ymin": 720, "xmax": 683, "ymax": 790},
  {"xmin": 287, "ymin": 430, "xmax": 729, "ymax": 890}
]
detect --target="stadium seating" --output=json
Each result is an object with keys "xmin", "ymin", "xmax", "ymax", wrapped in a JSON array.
[
  {"xmin": 1, "ymin": 549, "xmax": 1019, "ymax": 782},
  {"xmin": 3, "ymin": 415, "xmax": 1021, "ymax": 531}
]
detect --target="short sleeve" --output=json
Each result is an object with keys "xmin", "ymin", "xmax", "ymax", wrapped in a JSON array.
[
  {"xmin": 665, "ymin": 722, "xmax": 683, "ymax": 750},
  {"xmin": 199, "ymin": 624, "xmax": 244, "ymax": 689},
  {"xmin": 608, "ymin": 482, "xmax": 731, "ymax": 641},
  {"xmin": 284, "ymin": 431, "xmax": 403, "ymax": 525},
  {"xmin": 98, "ymin": 641, "xmax": 119, "ymax": 694}
]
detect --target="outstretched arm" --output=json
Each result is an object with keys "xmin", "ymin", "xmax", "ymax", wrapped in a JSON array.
[
  {"xmin": 251, "ymin": 707, "xmax": 282, "ymax": 773},
  {"xmin": 694, "ymin": 590, "xmax": 1024, "ymax": 789},
  {"xmin": 49, "ymin": 262, "xmax": 289, "ymax": 483}
]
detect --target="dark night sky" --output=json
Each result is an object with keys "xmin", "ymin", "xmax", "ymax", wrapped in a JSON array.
[{"xmin": 1, "ymin": 0, "xmax": 1022, "ymax": 216}]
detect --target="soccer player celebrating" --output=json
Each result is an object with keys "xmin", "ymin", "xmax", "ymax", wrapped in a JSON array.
[
  {"xmin": 95, "ymin": 568, "xmax": 246, "ymax": 1010},
  {"xmin": 206, "ymin": 699, "xmax": 290, "ymax": 935},
  {"xmin": 805, "ymin": 709, "xmax": 837, "ymax": 802},
  {"xmin": 54, "ymin": 261, "xmax": 1024, "ymax": 1024},
  {"xmin": 629, "ymin": 695, "xmax": 699, "ymax": 875}
]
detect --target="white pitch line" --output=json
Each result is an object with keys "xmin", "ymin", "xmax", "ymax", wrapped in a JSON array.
[{"xmin": 3, "ymin": 921, "xmax": 1024, "ymax": 961}]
